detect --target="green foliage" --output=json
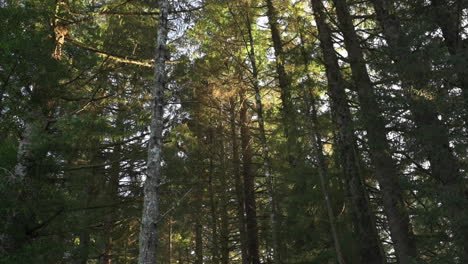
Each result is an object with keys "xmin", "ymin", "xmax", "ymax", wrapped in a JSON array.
[{"xmin": 1, "ymin": 0, "xmax": 467, "ymax": 263}]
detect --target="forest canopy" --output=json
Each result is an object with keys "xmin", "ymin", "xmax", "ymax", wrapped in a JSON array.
[{"xmin": 0, "ymin": 0, "xmax": 467, "ymax": 264}]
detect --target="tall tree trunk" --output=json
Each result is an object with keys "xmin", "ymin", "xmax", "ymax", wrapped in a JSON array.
[
  {"xmin": 218, "ymin": 121, "xmax": 230, "ymax": 264},
  {"xmin": 208, "ymin": 127, "xmax": 220, "ymax": 264},
  {"xmin": 138, "ymin": 0, "xmax": 169, "ymax": 263},
  {"xmin": 299, "ymin": 29, "xmax": 385, "ymax": 264},
  {"xmin": 329, "ymin": 1, "xmax": 417, "ymax": 263},
  {"xmin": 229, "ymin": 98, "xmax": 249, "ymax": 264},
  {"xmin": 265, "ymin": 0, "xmax": 299, "ymax": 166},
  {"xmin": 371, "ymin": 0, "xmax": 468, "ymax": 261},
  {"xmin": 239, "ymin": 91, "xmax": 260, "ymax": 264},
  {"xmin": 101, "ymin": 143, "xmax": 121, "ymax": 264},
  {"xmin": 244, "ymin": 12, "xmax": 279, "ymax": 264},
  {"xmin": 302, "ymin": 77, "xmax": 347, "ymax": 264},
  {"xmin": 77, "ymin": 154, "xmax": 101, "ymax": 264}
]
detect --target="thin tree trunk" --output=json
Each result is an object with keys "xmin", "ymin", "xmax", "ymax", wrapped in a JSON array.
[
  {"xmin": 329, "ymin": 1, "xmax": 417, "ymax": 263},
  {"xmin": 303, "ymin": 80, "xmax": 347, "ymax": 264},
  {"xmin": 244, "ymin": 12, "xmax": 279, "ymax": 264},
  {"xmin": 195, "ymin": 220, "xmax": 203, "ymax": 264},
  {"xmin": 230, "ymin": 98, "xmax": 249, "ymax": 264},
  {"xmin": 239, "ymin": 91, "xmax": 260, "ymax": 264},
  {"xmin": 101, "ymin": 143, "xmax": 121, "ymax": 264},
  {"xmin": 229, "ymin": 98, "xmax": 249, "ymax": 264},
  {"xmin": 265, "ymin": 0, "xmax": 299, "ymax": 166},
  {"xmin": 208, "ymin": 128, "xmax": 220, "ymax": 264},
  {"xmin": 193, "ymin": 109, "xmax": 205, "ymax": 264},
  {"xmin": 218, "ymin": 121, "xmax": 230, "ymax": 264},
  {"xmin": 138, "ymin": 0, "xmax": 169, "ymax": 263}
]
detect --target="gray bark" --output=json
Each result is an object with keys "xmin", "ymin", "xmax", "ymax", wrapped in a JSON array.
[
  {"xmin": 0, "ymin": 109, "xmax": 42, "ymax": 253},
  {"xmin": 138, "ymin": 0, "xmax": 169, "ymax": 263},
  {"xmin": 13, "ymin": 115, "xmax": 36, "ymax": 182}
]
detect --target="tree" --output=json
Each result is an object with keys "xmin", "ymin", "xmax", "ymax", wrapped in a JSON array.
[{"xmin": 138, "ymin": 0, "xmax": 169, "ymax": 263}]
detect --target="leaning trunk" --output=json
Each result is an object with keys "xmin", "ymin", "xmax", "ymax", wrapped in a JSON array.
[
  {"xmin": 371, "ymin": 0, "xmax": 468, "ymax": 261},
  {"xmin": 265, "ymin": 0, "xmax": 299, "ymax": 166},
  {"xmin": 299, "ymin": 29, "xmax": 385, "ymax": 264},
  {"xmin": 331, "ymin": 0, "xmax": 417, "ymax": 262}
]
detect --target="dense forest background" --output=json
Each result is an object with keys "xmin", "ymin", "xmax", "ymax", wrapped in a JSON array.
[{"xmin": 0, "ymin": 0, "xmax": 467, "ymax": 263}]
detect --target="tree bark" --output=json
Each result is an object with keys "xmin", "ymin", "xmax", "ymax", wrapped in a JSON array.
[
  {"xmin": 244, "ymin": 12, "xmax": 279, "ymax": 264},
  {"xmin": 195, "ymin": 220, "xmax": 203, "ymax": 264},
  {"xmin": 265, "ymin": 0, "xmax": 299, "ymax": 166},
  {"xmin": 330, "ymin": 1, "xmax": 417, "ymax": 263},
  {"xmin": 101, "ymin": 144, "xmax": 121, "ymax": 264},
  {"xmin": 229, "ymin": 98, "xmax": 249, "ymax": 264},
  {"xmin": 371, "ymin": 0, "xmax": 468, "ymax": 261},
  {"xmin": 239, "ymin": 91, "xmax": 260, "ymax": 264},
  {"xmin": 13, "ymin": 113, "xmax": 37, "ymax": 182},
  {"xmin": 138, "ymin": 0, "xmax": 169, "ymax": 263},
  {"xmin": 218, "ymin": 123, "xmax": 230, "ymax": 264},
  {"xmin": 208, "ymin": 127, "xmax": 220, "ymax": 264},
  {"xmin": 0, "ymin": 108, "xmax": 43, "ymax": 254},
  {"xmin": 298, "ymin": 29, "xmax": 385, "ymax": 264},
  {"xmin": 303, "ymin": 80, "xmax": 347, "ymax": 264}
]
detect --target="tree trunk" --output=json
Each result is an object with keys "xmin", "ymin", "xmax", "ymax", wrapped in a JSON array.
[
  {"xmin": 0, "ymin": 109, "xmax": 43, "ymax": 254},
  {"xmin": 303, "ymin": 79, "xmax": 347, "ymax": 264},
  {"xmin": 208, "ymin": 128, "xmax": 220, "ymax": 264},
  {"xmin": 138, "ymin": 0, "xmax": 169, "ymax": 263},
  {"xmin": 13, "ymin": 112, "xmax": 38, "ymax": 182},
  {"xmin": 229, "ymin": 98, "xmax": 249, "ymax": 264},
  {"xmin": 101, "ymin": 144, "xmax": 121, "ymax": 264},
  {"xmin": 195, "ymin": 220, "xmax": 203, "ymax": 264},
  {"xmin": 371, "ymin": 0, "xmax": 468, "ymax": 261},
  {"xmin": 298, "ymin": 29, "xmax": 385, "ymax": 264},
  {"xmin": 265, "ymin": 0, "xmax": 299, "ymax": 166},
  {"xmin": 329, "ymin": 1, "xmax": 417, "ymax": 263},
  {"xmin": 218, "ymin": 122, "xmax": 230, "ymax": 264},
  {"xmin": 244, "ymin": 12, "xmax": 279, "ymax": 264},
  {"xmin": 239, "ymin": 91, "xmax": 260, "ymax": 264}
]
